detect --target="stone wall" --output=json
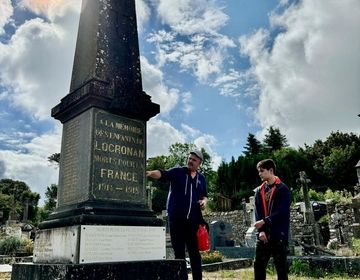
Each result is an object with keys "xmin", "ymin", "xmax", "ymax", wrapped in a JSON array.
[
  {"xmin": 204, "ymin": 201, "xmax": 356, "ymax": 248},
  {"xmin": 0, "ymin": 272, "xmax": 11, "ymax": 280},
  {"xmin": 204, "ymin": 210, "xmax": 250, "ymax": 246},
  {"xmin": 327, "ymin": 201, "xmax": 355, "ymax": 246}
]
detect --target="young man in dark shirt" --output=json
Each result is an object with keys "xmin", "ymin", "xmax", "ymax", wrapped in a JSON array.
[{"xmin": 253, "ymin": 159, "xmax": 291, "ymax": 280}]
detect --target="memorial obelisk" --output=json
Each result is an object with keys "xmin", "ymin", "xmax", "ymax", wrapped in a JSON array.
[
  {"xmin": 11, "ymin": 1, "xmax": 187, "ymax": 279},
  {"xmin": 46, "ymin": 0, "xmax": 160, "ymax": 228}
]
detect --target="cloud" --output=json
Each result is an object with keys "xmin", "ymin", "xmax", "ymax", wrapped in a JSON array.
[
  {"xmin": 148, "ymin": 30, "xmax": 236, "ymax": 83},
  {"xmin": 135, "ymin": 0, "xmax": 151, "ymax": 33},
  {"xmin": 181, "ymin": 92, "xmax": 193, "ymax": 114},
  {"xmin": 181, "ymin": 123, "xmax": 199, "ymax": 138},
  {"xmin": 147, "ymin": 120, "xmax": 221, "ymax": 169},
  {"xmin": 20, "ymin": 0, "xmax": 79, "ymax": 21},
  {"xmin": 0, "ymin": 2, "xmax": 79, "ymax": 201},
  {"xmin": 0, "ymin": 0, "xmax": 13, "ymax": 35},
  {"xmin": 239, "ymin": 0, "xmax": 360, "ymax": 147},
  {"xmin": 147, "ymin": 119, "xmax": 186, "ymax": 157},
  {"xmin": 156, "ymin": 0, "xmax": 229, "ymax": 35},
  {"xmin": 148, "ymin": 1, "xmax": 236, "ymax": 83},
  {"xmin": 141, "ymin": 56, "xmax": 179, "ymax": 114},
  {"xmin": 0, "ymin": 2, "xmax": 80, "ymax": 120},
  {"xmin": 194, "ymin": 134, "xmax": 221, "ymax": 169},
  {"xmin": 0, "ymin": 127, "xmax": 61, "ymax": 201},
  {"xmin": 181, "ymin": 123, "xmax": 222, "ymax": 169},
  {"xmin": 212, "ymin": 69, "xmax": 246, "ymax": 97}
]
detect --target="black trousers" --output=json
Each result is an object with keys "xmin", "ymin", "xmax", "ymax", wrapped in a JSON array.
[
  {"xmin": 254, "ymin": 239, "xmax": 288, "ymax": 280},
  {"xmin": 169, "ymin": 218, "xmax": 202, "ymax": 280}
]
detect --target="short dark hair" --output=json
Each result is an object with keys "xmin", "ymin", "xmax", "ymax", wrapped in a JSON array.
[{"xmin": 257, "ymin": 159, "xmax": 276, "ymax": 173}]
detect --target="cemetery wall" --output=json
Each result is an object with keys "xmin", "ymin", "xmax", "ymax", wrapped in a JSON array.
[
  {"xmin": 204, "ymin": 202, "xmax": 355, "ymax": 247},
  {"xmin": 204, "ymin": 210, "xmax": 250, "ymax": 246}
]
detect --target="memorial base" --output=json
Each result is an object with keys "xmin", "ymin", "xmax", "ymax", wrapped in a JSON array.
[
  {"xmin": 34, "ymin": 225, "xmax": 166, "ymax": 264},
  {"xmin": 11, "ymin": 260, "xmax": 188, "ymax": 280}
]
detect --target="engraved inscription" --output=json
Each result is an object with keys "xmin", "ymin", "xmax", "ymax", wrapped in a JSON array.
[
  {"xmin": 80, "ymin": 225, "xmax": 165, "ymax": 263},
  {"xmin": 92, "ymin": 110, "xmax": 145, "ymax": 202},
  {"xmin": 59, "ymin": 118, "xmax": 80, "ymax": 204}
]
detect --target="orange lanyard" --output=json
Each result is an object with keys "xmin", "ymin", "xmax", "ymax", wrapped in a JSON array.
[{"xmin": 260, "ymin": 176, "xmax": 280, "ymax": 217}]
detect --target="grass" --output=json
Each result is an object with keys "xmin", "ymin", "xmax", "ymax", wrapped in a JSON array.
[{"xmin": 188, "ymin": 268, "xmax": 360, "ymax": 280}]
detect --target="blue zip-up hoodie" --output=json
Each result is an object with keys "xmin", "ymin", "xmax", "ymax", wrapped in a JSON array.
[
  {"xmin": 254, "ymin": 178, "xmax": 291, "ymax": 242},
  {"xmin": 161, "ymin": 167, "xmax": 207, "ymax": 223}
]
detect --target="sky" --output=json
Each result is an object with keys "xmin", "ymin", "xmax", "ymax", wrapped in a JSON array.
[{"xmin": 0, "ymin": 0, "xmax": 359, "ymax": 203}]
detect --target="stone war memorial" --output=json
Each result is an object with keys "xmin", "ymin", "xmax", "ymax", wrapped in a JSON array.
[{"xmin": 11, "ymin": 1, "xmax": 187, "ymax": 279}]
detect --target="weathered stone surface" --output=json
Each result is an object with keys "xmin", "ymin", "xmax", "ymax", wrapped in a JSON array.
[
  {"xmin": 34, "ymin": 225, "xmax": 165, "ymax": 264},
  {"xmin": 204, "ymin": 200, "xmax": 357, "ymax": 251},
  {"xmin": 57, "ymin": 108, "xmax": 147, "ymax": 207},
  {"xmin": 41, "ymin": 108, "xmax": 161, "ymax": 229},
  {"xmin": 210, "ymin": 220, "xmax": 234, "ymax": 249},
  {"xmin": 52, "ymin": 0, "xmax": 159, "ymax": 123},
  {"xmin": 11, "ymin": 260, "xmax": 188, "ymax": 280}
]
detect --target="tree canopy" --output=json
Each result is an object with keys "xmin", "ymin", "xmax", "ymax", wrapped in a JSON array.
[
  {"xmin": 0, "ymin": 179, "xmax": 40, "ymax": 223},
  {"xmin": 214, "ymin": 128, "xmax": 359, "ymax": 210}
]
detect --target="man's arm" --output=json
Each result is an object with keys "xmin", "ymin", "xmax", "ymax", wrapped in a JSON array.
[{"xmin": 146, "ymin": 170, "xmax": 162, "ymax": 179}]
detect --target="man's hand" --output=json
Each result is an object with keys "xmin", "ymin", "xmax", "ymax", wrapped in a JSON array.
[
  {"xmin": 146, "ymin": 170, "xmax": 161, "ymax": 179},
  {"xmin": 198, "ymin": 197, "xmax": 208, "ymax": 210},
  {"xmin": 259, "ymin": 231, "xmax": 268, "ymax": 243},
  {"xmin": 254, "ymin": 219, "xmax": 265, "ymax": 229}
]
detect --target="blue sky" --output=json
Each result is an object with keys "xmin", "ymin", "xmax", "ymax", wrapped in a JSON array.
[{"xmin": 0, "ymin": 0, "xmax": 359, "ymax": 202}]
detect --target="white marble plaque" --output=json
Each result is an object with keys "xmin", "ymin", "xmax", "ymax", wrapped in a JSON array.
[
  {"xmin": 79, "ymin": 225, "xmax": 166, "ymax": 263},
  {"xmin": 33, "ymin": 226, "xmax": 79, "ymax": 263}
]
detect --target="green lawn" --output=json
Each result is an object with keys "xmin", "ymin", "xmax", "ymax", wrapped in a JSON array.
[{"xmin": 188, "ymin": 268, "xmax": 360, "ymax": 280}]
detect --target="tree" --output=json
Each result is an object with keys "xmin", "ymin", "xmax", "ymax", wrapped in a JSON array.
[
  {"xmin": 146, "ymin": 156, "xmax": 173, "ymax": 213},
  {"xmin": 302, "ymin": 131, "xmax": 360, "ymax": 190},
  {"xmin": 168, "ymin": 143, "xmax": 212, "ymax": 174},
  {"xmin": 0, "ymin": 193, "xmax": 12, "ymax": 223},
  {"xmin": 272, "ymin": 147, "xmax": 311, "ymax": 191},
  {"xmin": 48, "ymin": 153, "xmax": 60, "ymax": 165},
  {"xmin": 263, "ymin": 126, "xmax": 288, "ymax": 152},
  {"xmin": 0, "ymin": 179, "xmax": 40, "ymax": 222},
  {"xmin": 243, "ymin": 133, "xmax": 262, "ymax": 156},
  {"xmin": 34, "ymin": 184, "xmax": 58, "ymax": 225},
  {"xmin": 322, "ymin": 144, "xmax": 359, "ymax": 188},
  {"xmin": 44, "ymin": 184, "xmax": 57, "ymax": 211}
]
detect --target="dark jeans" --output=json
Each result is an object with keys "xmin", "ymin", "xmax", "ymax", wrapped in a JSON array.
[
  {"xmin": 169, "ymin": 218, "xmax": 202, "ymax": 280},
  {"xmin": 254, "ymin": 239, "xmax": 288, "ymax": 280}
]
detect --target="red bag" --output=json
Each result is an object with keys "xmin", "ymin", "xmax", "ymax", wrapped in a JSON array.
[{"xmin": 197, "ymin": 224, "xmax": 210, "ymax": 251}]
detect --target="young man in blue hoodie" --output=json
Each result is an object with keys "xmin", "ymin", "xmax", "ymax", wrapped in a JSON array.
[
  {"xmin": 254, "ymin": 159, "xmax": 291, "ymax": 280},
  {"xmin": 146, "ymin": 150, "xmax": 208, "ymax": 280}
]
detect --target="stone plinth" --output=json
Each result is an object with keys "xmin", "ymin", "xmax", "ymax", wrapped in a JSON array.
[
  {"xmin": 40, "ymin": 108, "xmax": 161, "ymax": 229},
  {"xmin": 11, "ymin": 260, "xmax": 188, "ymax": 280},
  {"xmin": 33, "ymin": 225, "xmax": 165, "ymax": 264}
]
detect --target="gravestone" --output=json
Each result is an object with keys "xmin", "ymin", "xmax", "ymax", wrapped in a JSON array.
[
  {"xmin": 210, "ymin": 220, "xmax": 235, "ymax": 250},
  {"xmin": 11, "ymin": 1, "xmax": 187, "ymax": 279},
  {"xmin": 244, "ymin": 196, "xmax": 257, "ymax": 247}
]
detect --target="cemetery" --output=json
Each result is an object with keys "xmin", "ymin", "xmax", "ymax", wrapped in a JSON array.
[
  {"xmin": 0, "ymin": 178, "xmax": 359, "ymax": 279},
  {"xmin": 0, "ymin": 0, "xmax": 359, "ymax": 279}
]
